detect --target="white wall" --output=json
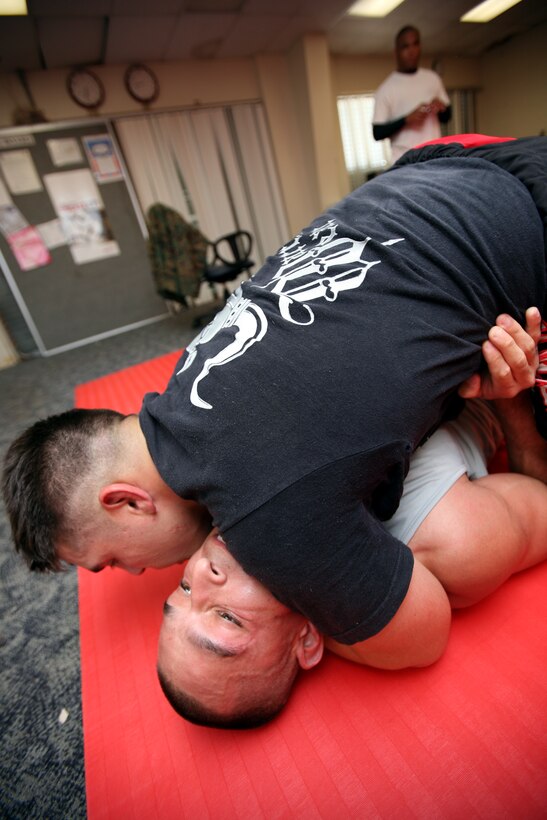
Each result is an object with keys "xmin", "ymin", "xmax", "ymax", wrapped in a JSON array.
[
  {"xmin": 477, "ymin": 22, "xmax": 547, "ymax": 137},
  {"xmin": 0, "ymin": 59, "xmax": 261, "ymax": 127},
  {"xmin": 331, "ymin": 53, "xmax": 481, "ymax": 96}
]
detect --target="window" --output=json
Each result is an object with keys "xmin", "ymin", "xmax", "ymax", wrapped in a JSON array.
[
  {"xmin": 445, "ymin": 89, "xmax": 476, "ymax": 136},
  {"xmin": 338, "ymin": 89, "xmax": 477, "ymax": 190},
  {"xmin": 337, "ymin": 94, "xmax": 392, "ymax": 190}
]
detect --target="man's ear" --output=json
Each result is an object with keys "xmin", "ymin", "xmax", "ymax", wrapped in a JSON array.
[
  {"xmin": 99, "ymin": 484, "xmax": 156, "ymax": 515},
  {"xmin": 295, "ymin": 621, "xmax": 324, "ymax": 670}
]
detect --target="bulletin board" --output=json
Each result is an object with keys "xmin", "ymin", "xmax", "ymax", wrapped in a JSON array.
[{"xmin": 0, "ymin": 120, "xmax": 165, "ymax": 355}]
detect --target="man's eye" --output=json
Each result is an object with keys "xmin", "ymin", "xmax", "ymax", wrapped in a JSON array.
[
  {"xmin": 218, "ymin": 611, "xmax": 241, "ymax": 627},
  {"xmin": 180, "ymin": 579, "xmax": 191, "ymax": 594}
]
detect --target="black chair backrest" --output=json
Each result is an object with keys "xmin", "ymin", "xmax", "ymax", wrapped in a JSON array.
[{"xmin": 213, "ymin": 231, "xmax": 253, "ymax": 266}]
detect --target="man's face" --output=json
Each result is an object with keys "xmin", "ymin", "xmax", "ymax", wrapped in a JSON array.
[
  {"xmin": 158, "ymin": 530, "xmax": 312, "ymax": 713},
  {"xmin": 58, "ymin": 499, "xmax": 211, "ymax": 575},
  {"xmin": 396, "ymin": 29, "xmax": 421, "ymax": 73}
]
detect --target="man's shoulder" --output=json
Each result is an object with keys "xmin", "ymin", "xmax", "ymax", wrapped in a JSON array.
[
  {"xmin": 375, "ymin": 71, "xmax": 398, "ymax": 94},
  {"xmin": 417, "ymin": 67, "xmax": 446, "ymax": 88}
]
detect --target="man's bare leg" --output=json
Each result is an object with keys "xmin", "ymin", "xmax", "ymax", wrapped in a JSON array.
[{"xmin": 409, "ymin": 471, "xmax": 547, "ymax": 608}]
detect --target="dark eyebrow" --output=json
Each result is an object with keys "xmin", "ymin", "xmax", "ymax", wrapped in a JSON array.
[{"xmin": 163, "ymin": 600, "xmax": 240, "ymax": 658}]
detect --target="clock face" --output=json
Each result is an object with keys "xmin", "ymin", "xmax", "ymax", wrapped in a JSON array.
[
  {"xmin": 124, "ymin": 64, "xmax": 159, "ymax": 104},
  {"xmin": 67, "ymin": 68, "xmax": 105, "ymax": 110}
]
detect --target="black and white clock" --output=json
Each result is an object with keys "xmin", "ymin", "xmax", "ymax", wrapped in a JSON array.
[
  {"xmin": 67, "ymin": 68, "xmax": 105, "ymax": 110},
  {"xmin": 124, "ymin": 64, "xmax": 160, "ymax": 105}
]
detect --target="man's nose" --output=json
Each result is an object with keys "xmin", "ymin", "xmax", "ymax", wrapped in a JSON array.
[
  {"xmin": 192, "ymin": 556, "xmax": 227, "ymax": 593},
  {"xmin": 120, "ymin": 565, "xmax": 145, "ymax": 576}
]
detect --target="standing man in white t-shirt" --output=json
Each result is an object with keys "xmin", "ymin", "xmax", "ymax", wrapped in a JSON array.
[{"xmin": 373, "ymin": 26, "xmax": 451, "ymax": 162}]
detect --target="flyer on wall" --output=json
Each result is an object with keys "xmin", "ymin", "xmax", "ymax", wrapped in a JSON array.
[
  {"xmin": 44, "ymin": 168, "xmax": 120, "ymax": 265},
  {"xmin": 0, "ymin": 175, "xmax": 51, "ymax": 270},
  {"xmin": 82, "ymin": 135, "xmax": 124, "ymax": 183},
  {"xmin": 8, "ymin": 226, "xmax": 52, "ymax": 271}
]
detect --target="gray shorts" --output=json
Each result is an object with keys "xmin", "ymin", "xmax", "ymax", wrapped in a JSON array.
[{"xmin": 384, "ymin": 400, "xmax": 503, "ymax": 544}]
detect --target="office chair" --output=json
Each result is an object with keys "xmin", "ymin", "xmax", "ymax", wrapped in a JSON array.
[{"xmin": 203, "ymin": 230, "xmax": 254, "ymax": 302}]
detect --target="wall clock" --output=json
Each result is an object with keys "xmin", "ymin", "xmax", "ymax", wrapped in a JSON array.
[
  {"xmin": 124, "ymin": 64, "xmax": 160, "ymax": 105},
  {"xmin": 67, "ymin": 68, "xmax": 105, "ymax": 110}
]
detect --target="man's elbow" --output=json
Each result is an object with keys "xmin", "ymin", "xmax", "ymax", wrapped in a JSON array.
[
  {"xmin": 408, "ymin": 626, "xmax": 450, "ymax": 668},
  {"xmin": 372, "ymin": 622, "xmax": 450, "ymax": 670},
  {"xmin": 328, "ymin": 603, "xmax": 451, "ymax": 671}
]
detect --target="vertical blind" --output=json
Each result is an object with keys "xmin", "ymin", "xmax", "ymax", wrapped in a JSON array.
[{"xmin": 337, "ymin": 94, "xmax": 392, "ymax": 189}]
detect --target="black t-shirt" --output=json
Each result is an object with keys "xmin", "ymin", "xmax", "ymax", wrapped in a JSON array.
[{"xmin": 140, "ymin": 154, "xmax": 546, "ymax": 644}]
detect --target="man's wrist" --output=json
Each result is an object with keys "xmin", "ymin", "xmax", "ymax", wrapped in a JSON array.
[{"xmin": 492, "ymin": 393, "xmax": 547, "ymax": 482}]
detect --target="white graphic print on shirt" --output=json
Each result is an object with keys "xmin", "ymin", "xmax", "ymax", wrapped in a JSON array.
[{"xmin": 178, "ymin": 219, "xmax": 404, "ymax": 409}]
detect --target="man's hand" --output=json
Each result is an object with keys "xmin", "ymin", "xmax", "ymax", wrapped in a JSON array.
[
  {"xmin": 429, "ymin": 97, "xmax": 447, "ymax": 114},
  {"xmin": 405, "ymin": 104, "xmax": 430, "ymax": 127},
  {"xmin": 459, "ymin": 307, "xmax": 541, "ymax": 401}
]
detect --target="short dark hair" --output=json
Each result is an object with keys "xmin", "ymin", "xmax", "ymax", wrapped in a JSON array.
[
  {"xmin": 395, "ymin": 25, "xmax": 420, "ymax": 47},
  {"xmin": 157, "ymin": 664, "xmax": 297, "ymax": 730},
  {"xmin": 2, "ymin": 408, "xmax": 124, "ymax": 572}
]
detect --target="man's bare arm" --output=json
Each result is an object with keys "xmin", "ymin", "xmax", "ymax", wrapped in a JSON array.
[
  {"xmin": 461, "ymin": 307, "xmax": 546, "ymax": 482},
  {"xmin": 492, "ymin": 392, "xmax": 547, "ymax": 483},
  {"xmin": 325, "ymin": 560, "xmax": 451, "ymax": 669},
  {"xmin": 326, "ymin": 310, "xmax": 544, "ymax": 670},
  {"xmin": 326, "ymin": 468, "xmax": 547, "ymax": 669}
]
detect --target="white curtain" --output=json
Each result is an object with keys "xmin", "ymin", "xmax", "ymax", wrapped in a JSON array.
[
  {"xmin": 115, "ymin": 103, "xmax": 289, "ymax": 302},
  {"xmin": 337, "ymin": 94, "xmax": 392, "ymax": 190},
  {"xmin": 445, "ymin": 89, "xmax": 477, "ymax": 137}
]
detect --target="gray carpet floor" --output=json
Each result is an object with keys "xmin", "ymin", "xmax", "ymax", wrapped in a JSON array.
[{"xmin": 0, "ymin": 313, "xmax": 199, "ymax": 819}]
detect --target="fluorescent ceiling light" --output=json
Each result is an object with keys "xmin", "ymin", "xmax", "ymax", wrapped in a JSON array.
[
  {"xmin": 0, "ymin": 0, "xmax": 27, "ymax": 13},
  {"xmin": 347, "ymin": 0, "xmax": 406, "ymax": 18},
  {"xmin": 461, "ymin": 0, "xmax": 523, "ymax": 23}
]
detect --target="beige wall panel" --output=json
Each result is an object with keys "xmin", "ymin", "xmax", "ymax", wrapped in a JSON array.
[{"xmin": 477, "ymin": 23, "xmax": 547, "ymax": 137}]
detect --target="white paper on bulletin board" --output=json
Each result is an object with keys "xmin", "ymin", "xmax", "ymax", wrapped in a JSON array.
[
  {"xmin": 0, "ymin": 149, "xmax": 42, "ymax": 194},
  {"xmin": 0, "ymin": 176, "xmax": 28, "ymax": 237},
  {"xmin": 43, "ymin": 168, "xmax": 120, "ymax": 265},
  {"xmin": 47, "ymin": 138, "xmax": 84, "ymax": 167}
]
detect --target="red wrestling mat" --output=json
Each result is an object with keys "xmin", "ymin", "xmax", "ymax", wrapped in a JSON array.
[{"xmin": 76, "ymin": 355, "xmax": 547, "ymax": 819}]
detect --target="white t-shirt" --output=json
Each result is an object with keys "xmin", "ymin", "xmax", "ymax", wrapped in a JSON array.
[{"xmin": 373, "ymin": 68, "xmax": 450, "ymax": 161}]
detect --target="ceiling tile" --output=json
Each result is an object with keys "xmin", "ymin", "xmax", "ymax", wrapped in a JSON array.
[
  {"xmin": 0, "ymin": 18, "xmax": 42, "ymax": 70},
  {"xmin": 0, "ymin": 0, "xmax": 545, "ymax": 70},
  {"xmin": 106, "ymin": 16, "xmax": 177, "ymax": 64},
  {"xmin": 163, "ymin": 13, "xmax": 237, "ymax": 60},
  {"xmin": 112, "ymin": 0, "xmax": 184, "ymax": 14},
  {"xmin": 38, "ymin": 17, "xmax": 106, "ymax": 68},
  {"xmin": 217, "ymin": 15, "xmax": 291, "ymax": 58},
  {"xmin": 30, "ymin": 0, "xmax": 112, "ymax": 15}
]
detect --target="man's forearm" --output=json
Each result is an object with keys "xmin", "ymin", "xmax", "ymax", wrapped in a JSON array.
[
  {"xmin": 373, "ymin": 118, "xmax": 406, "ymax": 142},
  {"xmin": 492, "ymin": 392, "xmax": 547, "ymax": 483},
  {"xmin": 438, "ymin": 104, "xmax": 452, "ymax": 124}
]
